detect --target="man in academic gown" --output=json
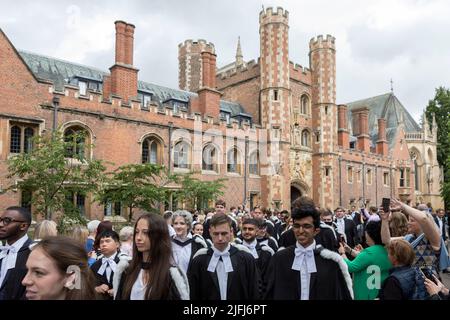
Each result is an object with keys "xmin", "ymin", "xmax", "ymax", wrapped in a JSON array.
[
  {"xmin": 238, "ymin": 218, "xmax": 274, "ymax": 297},
  {"xmin": 334, "ymin": 207, "xmax": 358, "ymax": 248},
  {"xmin": 264, "ymin": 204, "xmax": 354, "ymax": 300},
  {"xmin": 0, "ymin": 207, "xmax": 33, "ymax": 300},
  {"xmin": 188, "ymin": 213, "xmax": 260, "ymax": 300}
]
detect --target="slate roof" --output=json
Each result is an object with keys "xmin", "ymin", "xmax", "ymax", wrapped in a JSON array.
[
  {"xmin": 346, "ymin": 92, "xmax": 421, "ymax": 148},
  {"xmin": 18, "ymin": 50, "xmax": 249, "ymax": 118}
]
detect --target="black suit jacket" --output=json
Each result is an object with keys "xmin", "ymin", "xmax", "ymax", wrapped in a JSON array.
[
  {"xmin": 0, "ymin": 238, "xmax": 33, "ymax": 300},
  {"xmin": 335, "ymin": 218, "xmax": 358, "ymax": 248},
  {"xmin": 187, "ymin": 245, "xmax": 260, "ymax": 300}
]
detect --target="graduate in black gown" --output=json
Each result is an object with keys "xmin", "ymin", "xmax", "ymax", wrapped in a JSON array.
[
  {"xmin": 265, "ymin": 204, "xmax": 354, "ymax": 300},
  {"xmin": 187, "ymin": 213, "xmax": 260, "ymax": 300},
  {"xmin": 238, "ymin": 218, "xmax": 274, "ymax": 297},
  {"xmin": 90, "ymin": 230, "xmax": 125, "ymax": 299}
]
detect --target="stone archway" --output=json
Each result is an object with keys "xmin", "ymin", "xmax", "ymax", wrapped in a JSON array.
[{"xmin": 291, "ymin": 180, "xmax": 310, "ymax": 207}]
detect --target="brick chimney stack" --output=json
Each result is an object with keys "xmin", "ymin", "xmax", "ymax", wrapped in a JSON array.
[
  {"xmin": 104, "ymin": 21, "xmax": 139, "ymax": 103},
  {"xmin": 337, "ymin": 104, "xmax": 349, "ymax": 147},
  {"xmin": 376, "ymin": 118, "xmax": 388, "ymax": 155},
  {"xmin": 197, "ymin": 50, "xmax": 221, "ymax": 118},
  {"xmin": 352, "ymin": 107, "xmax": 371, "ymax": 152}
]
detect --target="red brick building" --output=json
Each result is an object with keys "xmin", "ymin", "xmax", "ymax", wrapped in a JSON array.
[{"xmin": 0, "ymin": 7, "xmax": 443, "ymax": 220}]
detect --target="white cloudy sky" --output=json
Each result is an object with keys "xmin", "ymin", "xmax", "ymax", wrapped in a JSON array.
[{"xmin": 1, "ymin": 0, "xmax": 449, "ymax": 123}]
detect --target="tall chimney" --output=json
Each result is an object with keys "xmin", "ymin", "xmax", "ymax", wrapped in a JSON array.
[
  {"xmin": 201, "ymin": 51, "xmax": 211, "ymax": 88},
  {"xmin": 337, "ymin": 104, "xmax": 349, "ymax": 147},
  {"xmin": 376, "ymin": 118, "xmax": 388, "ymax": 156},
  {"xmin": 108, "ymin": 20, "xmax": 138, "ymax": 103},
  {"xmin": 197, "ymin": 50, "xmax": 221, "ymax": 118},
  {"xmin": 351, "ymin": 107, "xmax": 371, "ymax": 152}
]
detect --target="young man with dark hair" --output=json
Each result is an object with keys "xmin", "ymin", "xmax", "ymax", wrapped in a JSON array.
[
  {"xmin": 265, "ymin": 205, "xmax": 353, "ymax": 300},
  {"xmin": 188, "ymin": 213, "xmax": 259, "ymax": 300},
  {"xmin": 203, "ymin": 200, "xmax": 238, "ymax": 240},
  {"xmin": 239, "ymin": 218, "xmax": 273, "ymax": 297},
  {"xmin": 90, "ymin": 230, "xmax": 125, "ymax": 299},
  {"xmin": 0, "ymin": 207, "xmax": 33, "ymax": 300}
]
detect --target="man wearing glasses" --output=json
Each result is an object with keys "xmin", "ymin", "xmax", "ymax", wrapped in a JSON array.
[
  {"xmin": 264, "ymin": 204, "xmax": 353, "ymax": 300},
  {"xmin": 0, "ymin": 207, "xmax": 32, "ymax": 300}
]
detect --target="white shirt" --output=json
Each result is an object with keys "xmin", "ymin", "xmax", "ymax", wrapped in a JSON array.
[
  {"xmin": 208, "ymin": 244, "xmax": 232, "ymax": 300},
  {"xmin": 98, "ymin": 252, "xmax": 117, "ymax": 283},
  {"xmin": 0, "ymin": 234, "xmax": 29, "ymax": 287},
  {"xmin": 243, "ymin": 239, "xmax": 258, "ymax": 259},
  {"xmin": 130, "ymin": 269, "xmax": 147, "ymax": 300},
  {"xmin": 336, "ymin": 218, "xmax": 346, "ymax": 241},
  {"xmin": 292, "ymin": 241, "xmax": 317, "ymax": 301},
  {"xmin": 172, "ymin": 234, "xmax": 193, "ymax": 275}
]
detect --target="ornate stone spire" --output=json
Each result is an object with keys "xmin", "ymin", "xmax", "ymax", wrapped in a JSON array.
[{"xmin": 236, "ymin": 36, "xmax": 243, "ymax": 67}]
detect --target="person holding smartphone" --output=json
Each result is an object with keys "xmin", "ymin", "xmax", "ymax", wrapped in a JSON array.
[
  {"xmin": 380, "ymin": 198, "xmax": 446, "ymax": 299},
  {"xmin": 424, "ymin": 273, "xmax": 449, "ymax": 300}
]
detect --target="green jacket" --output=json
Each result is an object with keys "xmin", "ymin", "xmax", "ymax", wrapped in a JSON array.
[{"xmin": 344, "ymin": 244, "xmax": 392, "ymax": 300}]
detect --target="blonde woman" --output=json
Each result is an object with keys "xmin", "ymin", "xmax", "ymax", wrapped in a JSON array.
[{"xmin": 33, "ymin": 220, "xmax": 57, "ymax": 241}]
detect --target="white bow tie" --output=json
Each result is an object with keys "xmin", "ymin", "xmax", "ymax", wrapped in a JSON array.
[
  {"xmin": 244, "ymin": 242, "xmax": 259, "ymax": 259},
  {"xmin": 292, "ymin": 247, "xmax": 317, "ymax": 273},
  {"xmin": 97, "ymin": 257, "xmax": 117, "ymax": 277},
  {"xmin": 0, "ymin": 245, "xmax": 16, "ymax": 254},
  {"xmin": 207, "ymin": 250, "xmax": 234, "ymax": 273}
]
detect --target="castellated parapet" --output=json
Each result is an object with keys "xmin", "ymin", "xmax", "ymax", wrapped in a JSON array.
[
  {"xmin": 309, "ymin": 34, "xmax": 336, "ymax": 51},
  {"xmin": 259, "ymin": 7, "xmax": 289, "ymax": 25}
]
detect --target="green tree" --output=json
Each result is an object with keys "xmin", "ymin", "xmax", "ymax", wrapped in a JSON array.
[
  {"xmin": 174, "ymin": 172, "xmax": 226, "ymax": 211},
  {"xmin": 6, "ymin": 131, "xmax": 107, "ymax": 226},
  {"xmin": 98, "ymin": 163, "xmax": 174, "ymax": 221},
  {"xmin": 425, "ymin": 87, "xmax": 450, "ymax": 209}
]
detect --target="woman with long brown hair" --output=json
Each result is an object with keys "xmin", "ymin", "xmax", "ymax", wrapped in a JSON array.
[
  {"xmin": 22, "ymin": 236, "xmax": 97, "ymax": 300},
  {"xmin": 113, "ymin": 213, "xmax": 189, "ymax": 300}
]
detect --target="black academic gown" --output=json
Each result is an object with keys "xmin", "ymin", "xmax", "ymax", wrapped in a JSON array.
[
  {"xmin": 0, "ymin": 237, "xmax": 33, "ymax": 300},
  {"xmin": 187, "ymin": 245, "xmax": 260, "ymax": 300},
  {"xmin": 90, "ymin": 252, "xmax": 122, "ymax": 300},
  {"xmin": 257, "ymin": 236, "xmax": 278, "ymax": 253},
  {"xmin": 264, "ymin": 245, "xmax": 353, "ymax": 300}
]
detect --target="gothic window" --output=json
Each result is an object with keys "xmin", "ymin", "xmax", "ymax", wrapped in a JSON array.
[
  {"xmin": 249, "ymin": 151, "xmax": 260, "ymax": 175},
  {"xmin": 142, "ymin": 137, "xmax": 162, "ymax": 164},
  {"xmin": 10, "ymin": 124, "xmax": 36, "ymax": 154},
  {"xmin": 64, "ymin": 126, "xmax": 88, "ymax": 159},
  {"xmin": 10, "ymin": 125, "xmax": 21, "ymax": 153},
  {"xmin": 301, "ymin": 130, "xmax": 311, "ymax": 147},
  {"xmin": 174, "ymin": 141, "xmax": 191, "ymax": 169},
  {"xmin": 300, "ymin": 95, "xmax": 310, "ymax": 115},
  {"xmin": 227, "ymin": 147, "xmax": 241, "ymax": 174},
  {"xmin": 202, "ymin": 144, "xmax": 218, "ymax": 172}
]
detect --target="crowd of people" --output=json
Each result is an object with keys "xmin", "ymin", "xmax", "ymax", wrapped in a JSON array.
[{"xmin": 0, "ymin": 197, "xmax": 449, "ymax": 301}]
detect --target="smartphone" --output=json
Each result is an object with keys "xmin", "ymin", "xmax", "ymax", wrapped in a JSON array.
[
  {"xmin": 339, "ymin": 234, "xmax": 346, "ymax": 244},
  {"xmin": 420, "ymin": 267, "xmax": 437, "ymax": 284},
  {"xmin": 382, "ymin": 198, "xmax": 390, "ymax": 213}
]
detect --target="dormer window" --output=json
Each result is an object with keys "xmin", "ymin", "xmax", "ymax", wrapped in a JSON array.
[
  {"xmin": 138, "ymin": 92, "xmax": 153, "ymax": 110},
  {"xmin": 79, "ymin": 81, "xmax": 87, "ymax": 96}
]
